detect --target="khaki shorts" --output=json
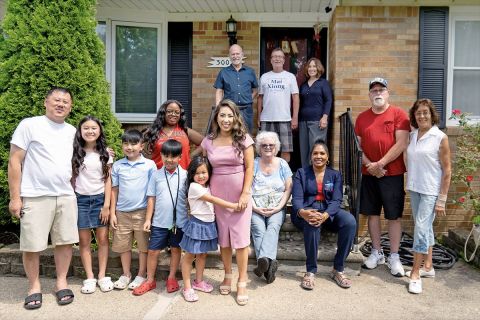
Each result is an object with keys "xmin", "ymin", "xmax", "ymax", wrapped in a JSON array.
[
  {"xmin": 111, "ymin": 209, "xmax": 149, "ymax": 253},
  {"xmin": 20, "ymin": 196, "xmax": 79, "ymax": 252}
]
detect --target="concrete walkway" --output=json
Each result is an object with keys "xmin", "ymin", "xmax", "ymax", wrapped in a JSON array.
[{"xmin": 1, "ymin": 260, "xmax": 479, "ymax": 320}]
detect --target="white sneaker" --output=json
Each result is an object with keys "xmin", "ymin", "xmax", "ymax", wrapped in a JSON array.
[
  {"xmin": 408, "ymin": 278, "xmax": 422, "ymax": 294},
  {"xmin": 363, "ymin": 249, "xmax": 385, "ymax": 269},
  {"xmin": 405, "ymin": 268, "xmax": 435, "ymax": 278},
  {"xmin": 128, "ymin": 276, "xmax": 146, "ymax": 290},
  {"xmin": 387, "ymin": 254, "xmax": 405, "ymax": 277}
]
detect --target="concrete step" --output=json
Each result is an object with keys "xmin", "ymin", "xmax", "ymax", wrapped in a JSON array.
[
  {"xmin": 0, "ymin": 207, "xmax": 364, "ymax": 278},
  {"xmin": 0, "ymin": 237, "xmax": 365, "ymax": 278},
  {"xmin": 202, "ymin": 237, "xmax": 364, "ymax": 269}
]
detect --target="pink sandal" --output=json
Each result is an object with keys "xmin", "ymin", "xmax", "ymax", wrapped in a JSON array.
[
  {"xmin": 192, "ymin": 280, "xmax": 213, "ymax": 293},
  {"xmin": 182, "ymin": 288, "xmax": 199, "ymax": 302}
]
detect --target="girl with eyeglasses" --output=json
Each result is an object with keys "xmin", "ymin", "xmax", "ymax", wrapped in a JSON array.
[{"xmin": 143, "ymin": 99, "xmax": 204, "ymax": 169}]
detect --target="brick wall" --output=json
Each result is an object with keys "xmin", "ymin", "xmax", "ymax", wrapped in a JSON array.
[
  {"xmin": 124, "ymin": 9, "xmax": 474, "ymax": 238},
  {"xmin": 329, "ymin": 6, "xmax": 474, "ymax": 237},
  {"xmin": 191, "ymin": 21, "xmax": 260, "ymax": 134}
]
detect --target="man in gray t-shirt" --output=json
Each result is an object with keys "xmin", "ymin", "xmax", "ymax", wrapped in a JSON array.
[{"xmin": 257, "ymin": 48, "xmax": 299, "ymax": 163}]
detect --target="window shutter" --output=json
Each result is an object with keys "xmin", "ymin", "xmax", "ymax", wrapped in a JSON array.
[
  {"xmin": 168, "ymin": 23, "xmax": 193, "ymax": 126},
  {"xmin": 419, "ymin": 7, "xmax": 449, "ymax": 128}
]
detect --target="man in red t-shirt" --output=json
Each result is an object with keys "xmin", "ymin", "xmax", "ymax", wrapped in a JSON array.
[{"xmin": 354, "ymin": 78, "xmax": 410, "ymax": 277}]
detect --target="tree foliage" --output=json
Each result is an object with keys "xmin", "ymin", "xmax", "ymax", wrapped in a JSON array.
[{"xmin": 0, "ymin": 0, "xmax": 122, "ymax": 224}]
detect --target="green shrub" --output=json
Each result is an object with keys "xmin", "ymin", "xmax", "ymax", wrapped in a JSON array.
[{"xmin": 0, "ymin": 0, "xmax": 123, "ymax": 225}]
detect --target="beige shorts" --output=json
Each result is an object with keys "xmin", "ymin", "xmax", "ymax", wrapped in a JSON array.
[
  {"xmin": 111, "ymin": 209, "xmax": 149, "ymax": 253},
  {"xmin": 20, "ymin": 196, "xmax": 79, "ymax": 252}
]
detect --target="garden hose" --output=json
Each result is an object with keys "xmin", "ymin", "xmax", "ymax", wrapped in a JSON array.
[
  {"xmin": 360, "ymin": 232, "xmax": 458, "ymax": 269},
  {"xmin": 464, "ymin": 225, "xmax": 480, "ymax": 263}
]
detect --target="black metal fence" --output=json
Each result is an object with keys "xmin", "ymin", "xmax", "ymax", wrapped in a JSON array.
[{"xmin": 339, "ymin": 109, "xmax": 363, "ymax": 246}]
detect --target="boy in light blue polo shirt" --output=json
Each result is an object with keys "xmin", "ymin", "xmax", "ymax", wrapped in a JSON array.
[
  {"xmin": 132, "ymin": 139, "xmax": 188, "ymax": 296},
  {"xmin": 110, "ymin": 129, "xmax": 157, "ymax": 291}
]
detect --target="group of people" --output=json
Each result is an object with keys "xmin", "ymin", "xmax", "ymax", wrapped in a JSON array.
[
  {"xmin": 215, "ymin": 44, "xmax": 332, "ymax": 166},
  {"xmin": 214, "ymin": 44, "xmax": 452, "ymax": 294},
  {"xmin": 356, "ymin": 78, "xmax": 451, "ymax": 295},
  {"xmin": 8, "ymin": 45, "xmax": 451, "ymax": 310}
]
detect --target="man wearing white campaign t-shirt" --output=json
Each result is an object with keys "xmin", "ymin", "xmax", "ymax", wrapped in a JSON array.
[
  {"xmin": 8, "ymin": 87, "xmax": 78, "ymax": 309},
  {"xmin": 257, "ymin": 47, "xmax": 299, "ymax": 163}
]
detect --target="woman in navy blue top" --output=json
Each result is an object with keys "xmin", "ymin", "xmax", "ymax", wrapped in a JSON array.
[
  {"xmin": 291, "ymin": 139, "xmax": 356, "ymax": 290},
  {"xmin": 298, "ymin": 58, "xmax": 333, "ymax": 168}
]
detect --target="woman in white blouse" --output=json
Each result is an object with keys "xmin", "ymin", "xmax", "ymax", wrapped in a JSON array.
[{"xmin": 405, "ymin": 98, "xmax": 451, "ymax": 294}]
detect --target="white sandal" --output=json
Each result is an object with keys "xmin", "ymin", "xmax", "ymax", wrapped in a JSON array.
[
  {"xmin": 81, "ymin": 278, "xmax": 97, "ymax": 294},
  {"xmin": 98, "ymin": 277, "xmax": 114, "ymax": 292},
  {"xmin": 113, "ymin": 275, "xmax": 131, "ymax": 290},
  {"xmin": 219, "ymin": 273, "xmax": 233, "ymax": 295},
  {"xmin": 128, "ymin": 276, "xmax": 146, "ymax": 290},
  {"xmin": 236, "ymin": 281, "xmax": 248, "ymax": 306}
]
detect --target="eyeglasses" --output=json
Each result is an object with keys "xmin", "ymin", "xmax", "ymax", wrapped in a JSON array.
[
  {"xmin": 369, "ymin": 88, "xmax": 388, "ymax": 94},
  {"xmin": 166, "ymin": 110, "xmax": 181, "ymax": 116},
  {"xmin": 415, "ymin": 111, "xmax": 430, "ymax": 117},
  {"xmin": 261, "ymin": 144, "xmax": 275, "ymax": 150}
]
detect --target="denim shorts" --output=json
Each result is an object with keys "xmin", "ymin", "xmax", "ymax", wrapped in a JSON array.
[
  {"xmin": 76, "ymin": 193, "xmax": 107, "ymax": 229},
  {"xmin": 148, "ymin": 226, "xmax": 184, "ymax": 250},
  {"xmin": 409, "ymin": 191, "xmax": 436, "ymax": 254}
]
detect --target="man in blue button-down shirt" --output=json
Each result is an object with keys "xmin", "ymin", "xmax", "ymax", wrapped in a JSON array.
[{"xmin": 214, "ymin": 44, "xmax": 258, "ymax": 132}]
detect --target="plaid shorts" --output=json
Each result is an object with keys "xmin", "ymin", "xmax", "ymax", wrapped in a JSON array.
[{"xmin": 260, "ymin": 121, "xmax": 293, "ymax": 152}]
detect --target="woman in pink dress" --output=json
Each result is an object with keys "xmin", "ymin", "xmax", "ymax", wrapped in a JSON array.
[{"xmin": 200, "ymin": 99, "xmax": 254, "ymax": 306}]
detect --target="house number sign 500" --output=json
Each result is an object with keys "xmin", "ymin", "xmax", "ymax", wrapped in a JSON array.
[{"xmin": 208, "ymin": 57, "xmax": 232, "ymax": 68}]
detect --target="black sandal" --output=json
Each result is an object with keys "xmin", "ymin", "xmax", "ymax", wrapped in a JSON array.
[
  {"xmin": 24, "ymin": 293, "xmax": 42, "ymax": 310},
  {"xmin": 55, "ymin": 289, "xmax": 74, "ymax": 305}
]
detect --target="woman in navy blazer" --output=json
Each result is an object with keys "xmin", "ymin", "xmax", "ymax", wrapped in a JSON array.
[{"xmin": 291, "ymin": 139, "xmax": 356, "ymax": 289}]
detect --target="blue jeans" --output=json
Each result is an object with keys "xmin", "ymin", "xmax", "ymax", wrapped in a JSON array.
[
  {"xmin": 409, "ymin": 191, "xmax": 436, "ymax": 254},
  {"xmin": 299, "ymin": 120, "xmax": 328, "ymax": 168},
  {"xmin": 251, "ymin": 209, "xmax": 285, "ymax": 260},
  {"xmin": 238, "ymin": 105, "xmax": 253, "ymax": 133},
  {"xmin": 291, "ymin": 202, "xmax": 356, "ymax": 273}
]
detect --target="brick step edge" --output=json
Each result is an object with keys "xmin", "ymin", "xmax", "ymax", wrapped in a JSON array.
[{"xmin": 0, "ymin": 241, "xmax": 364, "ymax": 276}]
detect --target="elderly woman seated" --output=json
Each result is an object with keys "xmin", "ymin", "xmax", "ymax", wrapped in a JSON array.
[
  {"xmin": 251, "ymin": 131, "xmax": 293, "ymax": 284},
  {"xmin": 291, "ymin": 139, "xmax": 356, "ymax": 290}
]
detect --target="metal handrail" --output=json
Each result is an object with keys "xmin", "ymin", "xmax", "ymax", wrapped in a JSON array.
[
  {"xmin": 205, "ymin": 105, "xmax": 216, "ymax": 135},
  {"xmin": 339, "ymin": 108, "xmax": 363, "ymax": 250}
]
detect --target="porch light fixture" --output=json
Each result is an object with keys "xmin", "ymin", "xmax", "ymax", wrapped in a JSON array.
[
  {"xmin": 226, "ymin": 15, "xmax": 237, "ymax": 46},
  {"xmin": 325, "ymin": 0, "xmax": 332, "ymax": 13}
]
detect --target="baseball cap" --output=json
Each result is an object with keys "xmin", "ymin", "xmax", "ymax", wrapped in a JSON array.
[{"xmin": 369, "ymin": 77, "xmax": 388, "ymax": 89}]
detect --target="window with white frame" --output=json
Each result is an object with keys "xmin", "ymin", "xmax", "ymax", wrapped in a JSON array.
[
  {"xmin": 96, "ymin": 21, "xmax": 106, "ymax": 72},
  {"xmin": 96, "ymin": 21, "xmax": 106, "ymax": 45},
  {"xmin": 111, "ymin": 22, "xmax": 161, "ymax": 122},
  {"xmin": 448, "ymin": 10, "xmax": 480, "ymax": 124}
]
